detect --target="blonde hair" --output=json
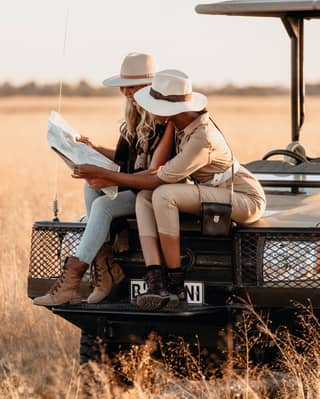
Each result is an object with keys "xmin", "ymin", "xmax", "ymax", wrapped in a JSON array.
[{"xmin": 120, "ymin": 100, "xmax": 155, "ymax": 148}]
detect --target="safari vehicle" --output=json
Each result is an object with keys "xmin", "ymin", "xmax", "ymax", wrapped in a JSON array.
[{"xmin": 28, "ymin": 0, "xmax": 320, "ymax": 365}]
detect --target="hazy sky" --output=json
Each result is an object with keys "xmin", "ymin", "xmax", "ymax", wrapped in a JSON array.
[{"xmin": 1, "ymin": 0, "xmax": 320, "ymax": 86}]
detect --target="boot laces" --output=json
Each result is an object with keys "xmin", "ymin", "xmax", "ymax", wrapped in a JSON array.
[
  {"xmin": 49, "ymin": 271, "xmax": 66, "ymax": 295},
  {"xmin": 90, "ymin": 263, "xmax": 96, "ymax": 287},
  {"xmin": 91, "ymin": 261, "xmax": 103, "ymax": 286},
  {"xmin": 92, "ymin": 257, "xmax": 111, "ymax": 287},
  {"xmin": 49, "ymin": 257, "xmax": 69, "ymax": 295}
]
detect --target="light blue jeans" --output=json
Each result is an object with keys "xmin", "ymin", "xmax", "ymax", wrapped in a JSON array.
[{"xmin": 75, "ymin": 183, "xmax": 136, "ymax": 264}]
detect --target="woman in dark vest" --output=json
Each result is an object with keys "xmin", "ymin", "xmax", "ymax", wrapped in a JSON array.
[{"xmin": 33, "ymin": 53, "xmax": 174, "ymax": 306}]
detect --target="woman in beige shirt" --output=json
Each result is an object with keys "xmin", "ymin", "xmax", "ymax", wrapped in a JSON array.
[{"xmin": 73, "ymin": 69, "xmax": 266, "ymax": 311}]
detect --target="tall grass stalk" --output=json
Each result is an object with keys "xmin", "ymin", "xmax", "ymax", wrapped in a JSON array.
[{"xmin": 1, "ymin": 96, "xmax": 320, "ymax": 398}]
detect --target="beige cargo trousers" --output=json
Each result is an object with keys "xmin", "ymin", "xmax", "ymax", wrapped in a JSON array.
[
  {"xmin": 136, "ymin": 112, "xmax": 266, "ymax": 238},
  {"xmin": 136, "ymin": 169, "xmax": 266, "ymax": 238}
]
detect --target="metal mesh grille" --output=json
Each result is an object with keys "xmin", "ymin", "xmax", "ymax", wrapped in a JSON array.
[
  {"xmin": 237, "ymin": 232, "xmax": 320, "ymax": 288},
  {"xmin": 29, "ymin": 222, "xmax": 320, "ymax": 290},
  {"xmin": 29, "ymin": 223, "xmax": 85, "ymax": 278},
  {"xmin": 239, "ymin": 235, "xmax": 260, "ymax": 285},
  {"xmin": 263, "ymin": 238, "xmax": 320, "ymax": 288}
]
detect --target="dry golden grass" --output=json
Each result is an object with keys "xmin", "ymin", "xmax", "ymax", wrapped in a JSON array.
[{"xmin": 1, "ymin": 95, "xmax": 320, "ymax": 398}]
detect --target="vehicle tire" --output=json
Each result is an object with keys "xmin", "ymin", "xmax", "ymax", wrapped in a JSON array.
[
  {"xmin": 79, "ymin": 330, "xmax": 133, "ymax": 396},
  {"xmin": 79, "ymin": 331, "xmax": 109, "ymax": 398},
  {"xmin": 79, "ymin": 330, "xmax": 103, "ymax": 364},
  {"xmin": 262, "ymin": 148, "xmax": 306, "ymax": 164},
  {"xmin": 284, "ymin": 141, "xmax": 307, "ymax": 164}
]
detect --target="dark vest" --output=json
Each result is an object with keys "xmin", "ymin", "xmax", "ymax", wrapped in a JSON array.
[{"xmin": 114, "ymin": 123, "xmax": 167, "ymax": 173}]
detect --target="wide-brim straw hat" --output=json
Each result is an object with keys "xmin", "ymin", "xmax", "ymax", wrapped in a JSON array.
[
  {"xmin": 133, "ymin": 69, "xmax": 207, "ymax": 116},
  {"xmin": 103, "ymin": 52, "xmax": 155, "ymax": 87}
]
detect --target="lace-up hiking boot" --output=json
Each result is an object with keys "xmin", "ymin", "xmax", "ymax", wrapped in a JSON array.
[
  {"xmin": 166, "ymin": 268, "xmax": 186, "ymax": 308},
  {"xmin": 33, "ymin": 256, "xmax": 88, "ymax": 306},
  {"xmin": 136, "ymin": 266, "xmax": 170, "ymax": 311},
  {"xmin": 87, "ymin": 243, "xmax": 125, "ymax": 304}
]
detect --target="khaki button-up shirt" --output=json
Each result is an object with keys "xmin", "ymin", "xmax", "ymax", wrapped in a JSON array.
[
  {"xmin": 158, "ymin": 112, "xmax": 232, "ymax": 183},
  {"xmin": 157, "ymin": 111, "xmax": 265, "ymax": 202}
]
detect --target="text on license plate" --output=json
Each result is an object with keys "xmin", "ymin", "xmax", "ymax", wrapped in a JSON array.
[{"xmin": 130, "ymin": 279, "xmax": 204, "ymax": 304}]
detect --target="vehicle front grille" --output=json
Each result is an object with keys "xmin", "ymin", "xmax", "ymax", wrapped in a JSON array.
[
  {"xmin": 29, "ymin": 222, "xmax": 85, "ymax": 278},
  {"xmin": 28, "ymin": 221, "xmax": 87, "ymax": 297},
  {"xmin": 235, "ymin": 230, "xmax": 320, "ymax": 288},
  {"xmin": 28, "ymin": 222, "xmax": 320, "ymax": 298}
]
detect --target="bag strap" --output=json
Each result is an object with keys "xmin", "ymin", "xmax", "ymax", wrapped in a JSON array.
[
  {"xmin": 210, "ymin": 117, "xmax": 234, "ymax": 206},
  {"xmin": 194, "ymin": 117, "xmax": 235, "ymax": 206}
]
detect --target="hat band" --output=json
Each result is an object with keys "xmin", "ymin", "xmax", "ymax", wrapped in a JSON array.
[
  {"xmin": 120, "ymin": 73, "xmax": 154, "ymax": 79},
  {"xmin": 150, "ymin": 88, "xmax": 192, "ymax": 102}
]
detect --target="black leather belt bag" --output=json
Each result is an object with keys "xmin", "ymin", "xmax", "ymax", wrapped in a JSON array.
[{"xmin": 201, "ymin": 202, "xmax": 232, "ymax": 236}]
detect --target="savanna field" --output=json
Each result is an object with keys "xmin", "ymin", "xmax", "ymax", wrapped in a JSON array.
[{"xmin": 1, "ymin": 95, "xmax": 320, "ymax": 398}]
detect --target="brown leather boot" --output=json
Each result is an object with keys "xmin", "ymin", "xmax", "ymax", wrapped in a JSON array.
[
  {"xmin": 33, "ymin": 256, "xmax": 88, "ymax": 306},
  {"xmin": 136, "ymin": 266, "xmax": 170, "ymax": 311},
  {"xmin": 87, "ymin": 243, "xmax": 125, "ymax": 304}
]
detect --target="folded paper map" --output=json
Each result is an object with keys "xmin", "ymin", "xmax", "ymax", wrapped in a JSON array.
[{"xmin": 48, "ymin": 111, "xmax": 119, "ymax": 199}]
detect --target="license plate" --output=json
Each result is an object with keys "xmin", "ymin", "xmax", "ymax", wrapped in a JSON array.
[{"xmin": 130, "ymin": 279, "xmax": 204, "ymax": 305}]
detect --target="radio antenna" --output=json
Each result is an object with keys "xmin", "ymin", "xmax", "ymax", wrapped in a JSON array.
[{"xmin": 53, "ymin": 7, "xmax": 70, "ymax": 222}]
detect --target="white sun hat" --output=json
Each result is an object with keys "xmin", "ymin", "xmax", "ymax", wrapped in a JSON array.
[
  {"xmin": 103, "ymin": 52, "xmax": 155, "ymax": 87},
  {"xmin": 133, "ymin": 69, "xmax": 207, "ymax": 116}
]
